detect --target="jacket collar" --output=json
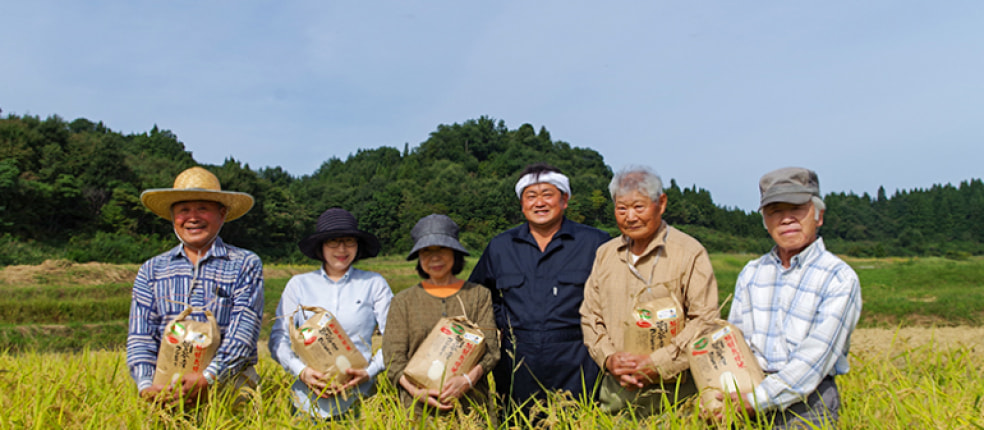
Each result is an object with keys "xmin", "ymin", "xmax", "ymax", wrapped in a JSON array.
[
  {"xmin": 769, "ymin": 236, "xmax": 825, "ymax": 269},
  {"xmin": 616, "ymin": 220, "xmax": 669, "ymax": 262},
  {"xmin": 513, "ymin": 216, "xmax": 576, "ymax": 244},
  {"xmin": 169, "ymin": 236, "xmax": 229, "ymax": 262},
  {"xmin": 320, "ymin": 265, "xmax": 353, "ymax": 283}
]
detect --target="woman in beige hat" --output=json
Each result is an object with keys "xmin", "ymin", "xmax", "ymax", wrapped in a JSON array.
[
  {"xmin": 382, "ymin": 214, "xmax": 499, "ymax": 421},
  {"xmin": 269, "ymin": 208, "xmax": 393, "ymax": 419},
  {"xmin": 127, "ymin": 166, "xmax": 263, "ymax": 407}
]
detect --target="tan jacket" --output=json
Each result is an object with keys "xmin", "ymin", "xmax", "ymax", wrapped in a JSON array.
[{"xmin": 580, "ymin": 221, "xmax": 719, "ymax": 381}]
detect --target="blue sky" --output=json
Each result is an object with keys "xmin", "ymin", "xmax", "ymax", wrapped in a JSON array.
[{"xmin": 3, "ymin": 2, "xmax": 982, "ymax": 211}]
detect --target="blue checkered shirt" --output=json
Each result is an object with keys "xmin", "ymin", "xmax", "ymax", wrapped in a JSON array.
[
  {"xmin": 727, "ymin": 237, "xmax": 861, "ymax": 411},
  {"xmin": 127, "ymin": 237, "xmax": 264, "ymax": 392}
]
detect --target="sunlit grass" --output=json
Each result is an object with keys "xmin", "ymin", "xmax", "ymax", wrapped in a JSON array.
[
  {"xmin": 2, "ymin": 332, "xmax": 983, "ymax": 428},
  {"xmin": 3, "ymin": 255, "xmax": 984, "ymax": 427}
]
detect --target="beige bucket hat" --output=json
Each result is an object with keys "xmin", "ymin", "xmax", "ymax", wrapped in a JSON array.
[{"xmin": 140, "ymin": 167, "xmax": 255, "ymax": 221}]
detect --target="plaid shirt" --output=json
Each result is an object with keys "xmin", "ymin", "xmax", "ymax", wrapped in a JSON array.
[
  {"xmin": 127, "ymin": 237, "xmax": 264, "ymax": 392},
  {"xmin": 728, "ymin": 237, "xmax": 861, "ymax": 411}
]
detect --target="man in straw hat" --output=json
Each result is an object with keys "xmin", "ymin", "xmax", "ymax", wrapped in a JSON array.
[
  {"xmin": 716, "ymin": 167, "xmax": 862, "ymax": 428},
  {"xmin": 127, "ymin": 166, "xmax": 264, "ymax": 407},
  {"xmin": 469, "ymin": 163, "xmax": 610, "ymax": 414}
]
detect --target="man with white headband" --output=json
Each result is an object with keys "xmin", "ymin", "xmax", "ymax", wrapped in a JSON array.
[
  {"xmin": 127, "ymin": 166, "xmax": 264, "ymax": 409},
  {"xmin": 469, "ymin": 162, "xmax": 610, "ymax": 415}
]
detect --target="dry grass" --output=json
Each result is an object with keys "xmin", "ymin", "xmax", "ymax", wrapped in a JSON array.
[{"xmin": 0, "ymin": 260, "xmax": 138, "ymax": 286}]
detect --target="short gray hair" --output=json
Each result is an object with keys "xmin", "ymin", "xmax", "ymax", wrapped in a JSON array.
[
  {"xmin": 760, "ymin": 196, "xmax": 826, "ymax": 229},
  {"xmin": 609, "ymin": 166, "xmax": 663, "ymax": 200},
  {"xmin": 811, "ymin": 196, "xmax": 826, "ymax": 215}
]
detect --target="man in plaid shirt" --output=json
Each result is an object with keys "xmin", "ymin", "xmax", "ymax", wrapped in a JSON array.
[
  {"xmin": 722, "ymin": 167, "xmax": 862, "ymax": 428},
  {"xmin": 127, "ymin": 167, "xmax": 264, "ymax": 408}
]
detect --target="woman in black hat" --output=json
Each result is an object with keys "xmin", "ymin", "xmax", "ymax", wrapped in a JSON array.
[
  {"xmin": 382, "ymin": 214, "xmax": 499, "ymax": 422},
  {"xmin": 269, "ymin": 208, "xmax": 393, "ymax": 419}
]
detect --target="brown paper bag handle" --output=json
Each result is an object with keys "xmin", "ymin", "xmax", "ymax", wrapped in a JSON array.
[
  {"xmin": 627, "ymin": 283, "xmax": 684, "ymax": 331},
  {"xmin": 716, "ymin": 293, "xmax": 733, "ymax": 317},
  {"xmin": 288, "ymin": 305, "xmax": 330, "ymax": 338},
  {"xmin": 296, "ymin": 304, "xmax": 329, "ymax": 314},
  {"xmin": 447, "ymin": 296, "xmax": 497, "ymax": 331},
  {"xmin": 455, "ymin": 295, "xmax": 469, "ymax": 322},
  {"xmin": 688, "ymin": 294, "xmax": 738, "ymax": 351}
]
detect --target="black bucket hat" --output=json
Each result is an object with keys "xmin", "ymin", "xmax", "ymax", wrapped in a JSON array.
[
  {"xmin": 406, "ymin": 214, "xmax": 470, "ymax": 260},
  {"xmin": 298, "ymin": 208, "xmax": 381, "ymax": 262}
]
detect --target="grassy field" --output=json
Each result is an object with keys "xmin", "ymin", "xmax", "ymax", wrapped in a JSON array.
[{"xmin": 1, "ymin": 255, "xmax": 983, "ymax": 428}]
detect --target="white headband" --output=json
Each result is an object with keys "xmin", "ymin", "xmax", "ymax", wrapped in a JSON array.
[{"xmin": 514, "ymin": 171, "xmax": 572, "ymax": 198}]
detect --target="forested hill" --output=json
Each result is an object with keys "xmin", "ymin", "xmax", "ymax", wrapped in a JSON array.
[{"xmin": 1, "ymin": 114, "xmax": 982, "ymax": 265}]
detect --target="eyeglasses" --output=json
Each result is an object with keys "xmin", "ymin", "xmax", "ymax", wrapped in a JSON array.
[{"xmin": 325, "ymin": 237, "xmax": 358, "ymax": 248}]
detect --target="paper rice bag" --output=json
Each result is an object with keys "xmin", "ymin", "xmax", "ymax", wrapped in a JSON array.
[
  {"xmin": 289, "ymin": 305, "xmax": 369, "ymax": 388},
  {"xmin": 403, "ymin": 316, "xmax": 486, "ymax": 391},
  {"xmin": 623, "ymin": 286, "xmax": 685, "ymax": 354},
  {"xmin": 153, "ymin": 307, "xmax": 220, "ymax": 387},
  {"xmin": 687, "ymin": 319, "xmax": 765, "ymax": 414}
]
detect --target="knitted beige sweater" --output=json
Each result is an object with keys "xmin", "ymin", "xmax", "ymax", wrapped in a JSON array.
[{"xmin": 382, "ymin": 281, "xmax": 500, "ymax": 417}]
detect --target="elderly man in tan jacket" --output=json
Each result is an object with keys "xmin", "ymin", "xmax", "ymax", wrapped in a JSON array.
[{"xmin": 580, "ymin": 165, "xmax": 719, "ymax": 416}]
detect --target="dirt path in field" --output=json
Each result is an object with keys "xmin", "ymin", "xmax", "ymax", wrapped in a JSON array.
[
  {"xmin": 0, "ymin": 260, "xmax": 139, "ymax": 285},
  {"xmin": 850, "ymin": 326, "xmax": 984, "ymax": 355}
]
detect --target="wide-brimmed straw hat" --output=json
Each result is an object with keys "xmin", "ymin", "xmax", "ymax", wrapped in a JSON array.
[
  {"xmin": 140, "ymin": 167, "xmax": 254, "ymax": 221},
  {"xmin": 298, "ymin": 208, "xmax": 381, "ymax": 262},
  {"xmin": 406, "ymin": 214, "xmax": 469, "ymax": 260}
]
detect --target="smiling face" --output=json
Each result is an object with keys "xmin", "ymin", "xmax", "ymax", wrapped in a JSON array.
[
  {"xmin": 763, "ymin": 201, "xmax": 823, "ymax": 265},
  {"xmin": 418, "ymin": 246, "xmax": 456, "ymax": 284},
  {"xmin": 520, "ymin": 183, "xmax": 569, "ymax": 233},
  {"xmin": 322, "ymin": 237, "xmax": 358, "ymax": 278},
  {"xmin": 171, "ymin": 200, "xmax": 227, "ymax": 252},
  {"xmin": 614, "ymin": 190, "xmax": 667, "ymax": 255}
]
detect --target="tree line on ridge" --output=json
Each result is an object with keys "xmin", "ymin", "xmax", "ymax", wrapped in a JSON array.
[{"xmin": 1, "ymin": 113, "xmax": 981, "ymax": 265}]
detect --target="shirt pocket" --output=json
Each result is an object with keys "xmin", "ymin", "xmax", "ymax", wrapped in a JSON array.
[
  {"xmin": 496, "ymin": 274, "xmax": 526, "ymax": 294},
  {"xmin": 649, "ymin": 274, "xmax": 684, "ymax": 295},
  {"xmin": 553, "ymin": 270, "xmax": 590, "ymax": 299},
  {"xmin": 212, "ymin": 293, "xmax": 234, "ymax": 328},
  {"xmin": 557, "ymin": 270, "xmax": 589, "ymax": 286},
  {"xmin": 546, "ymin": 270, "xmax": 591, "ymax": 320}
]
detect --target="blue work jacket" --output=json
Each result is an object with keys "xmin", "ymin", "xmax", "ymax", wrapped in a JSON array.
[{"xmin": 469, "ymin": 217, "xmax": 610, "ymax": 404}]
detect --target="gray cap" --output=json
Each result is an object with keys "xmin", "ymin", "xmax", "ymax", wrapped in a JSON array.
[
  {"xmin": 759, "ymin": 167, "xmax": 820, "ymax": 209},
  {"xmin": 406, "ymin": 214, "xmax": 470, "ymax": 260}
]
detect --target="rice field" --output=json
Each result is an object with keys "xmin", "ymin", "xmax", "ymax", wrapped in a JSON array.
[
  {"xmin": 1, "ymin": 255, "xmax": 983, "ymax": 428},
  {"xmin": 1, "ymin": 330, "xmax": 982, "ymax": 429}
]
